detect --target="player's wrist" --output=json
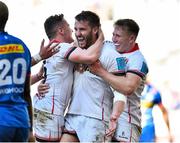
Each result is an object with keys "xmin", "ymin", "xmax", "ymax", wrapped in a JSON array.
[
  {"xmin": 36, "ymin": 73, "xmax": 43, "ymax": 80},
  {"xmin": 110, "ymin": 114, "xmax": 118, "ymax": 122},
  {"xmin": 33, "ymin": 53, "xmax": 42, "ymax": 63}
]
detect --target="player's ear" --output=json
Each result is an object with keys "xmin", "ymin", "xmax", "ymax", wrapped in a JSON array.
[
  {"xmin": 92, "ymin": 26, "xmax": 99, "ymax": 35},
  {"xmin": 58, "ymin": 27, "xmax": 64, "ymax": 35},
  {"xmin": 129, "ymin": 34, "xmax": 136, "ymax": 43}
]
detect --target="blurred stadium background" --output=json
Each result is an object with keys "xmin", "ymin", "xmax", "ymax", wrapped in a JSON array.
[{"xmin": 2, "ymin": 0, "xmax": 180, "ymax": 142}]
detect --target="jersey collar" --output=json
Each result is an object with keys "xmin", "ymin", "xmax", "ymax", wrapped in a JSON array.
[{"xmin": 122, "ymin": 43, "xmax": 139, "ymax": 54}]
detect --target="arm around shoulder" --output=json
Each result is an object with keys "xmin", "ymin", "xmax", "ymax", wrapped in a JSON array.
[{"xmin": 68, "ymin": 28, "xmax": 104, "ymax": 64}]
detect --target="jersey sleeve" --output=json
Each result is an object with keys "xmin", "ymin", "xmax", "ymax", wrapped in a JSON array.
[
  {"xmin": 152, "ymin": 89, "xmax": 162, "ymax": 104},
  {"xmin": 100, "ymin": 41, "xmax": 126, "ymax": 76},
  {"xmin": 126, "ymin": 52, "xmax": 149, "ymax": 79},
  {"xmin": 58, "ymin": 43, "xmax": 77, "ymax": 59}
]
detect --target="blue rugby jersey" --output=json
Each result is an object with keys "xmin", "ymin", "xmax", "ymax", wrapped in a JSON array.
[{"xmin": 0, "ymin": 32, "xmax": 31, "ymax": 128}]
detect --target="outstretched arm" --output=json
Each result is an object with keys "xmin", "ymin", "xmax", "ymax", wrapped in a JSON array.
[{"xmin": 31, "ymin": 39, "xmax": 59, "ymax": 66}]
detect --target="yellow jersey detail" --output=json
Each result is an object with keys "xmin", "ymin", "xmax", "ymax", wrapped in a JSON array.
[
  {"xmin": 0, "ymin": 44, "xmax": 24, "ymax": 54},
  {"xmin": 141, "ymin": 101, "xmax": 153, "ymax": 108}
]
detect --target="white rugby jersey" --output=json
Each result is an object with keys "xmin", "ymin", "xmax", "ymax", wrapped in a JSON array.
[
  {"xmin": 67, "ymin": 41, "xmax": 126, "ymax": 122},
  {"xmin": 33, "ymin": 43, "xmax": 75, "ymax": 115},
  {"xmin": 118, "ymin": 43, "xmax": 149, "ymax": 127}
]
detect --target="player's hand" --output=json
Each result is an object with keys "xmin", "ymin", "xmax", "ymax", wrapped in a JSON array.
[
  {"xmin": 37, "ymin": 81, "xmax": 50, "ymax": 95},
  {"xmin": 89, "ymin": 60, "xmax": 105, "ymax": 76},
  {"xmin": 106, "ymin": 116, "xmax": 118, "ymax": 137},
  {"xmin": 39, "ymin": 39, "xmax": 60, "ymax": 60},
  {"xmin": 97, "ymin": 27, "xmax": 104, "ymax": 42},
  {"xmin": 72, "ymin": 40, "xmax": 78, "ymax": 47}
]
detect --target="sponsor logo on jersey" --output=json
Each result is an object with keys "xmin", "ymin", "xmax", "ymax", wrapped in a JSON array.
[
  {"xmin": 0, "ymin": 87, "xmax": 24, "ymax": 95},
  {"xmin": 0, "ymin": 44, "xmax": 24, "ymax": 54},
  {"xmin": 116, "ymin": 57, "xmax": 126, "ymax": 70}
]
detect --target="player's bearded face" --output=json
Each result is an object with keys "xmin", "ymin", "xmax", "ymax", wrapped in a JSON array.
[
  {"xmin": 75, "ymin": 20, "xmax": 94, "ymax": 49},
  {"xmin": 80, "ymin": 31, "xmax": 93, "ymax": 49}
]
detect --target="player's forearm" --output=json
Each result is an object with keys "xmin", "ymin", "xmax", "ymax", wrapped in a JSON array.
[
  {"xmin": 111, "ymin": 101, "xmax": 125, "ymax": 119},
  {"xmin": 163, "ymin": 112, "xmax": 171, "ymax": 132},
  {"xmin": 99, "ymin": 71, "xmax": 140, "ymax": 95},
  {"xmin": 164, "ymin": 114, "xmax": 172, "ymax": 142},
  {"xmin": 31, "ymin": 58, "xmax": 38, "ymax": 66},
  {"xmin": 160, "ymin": 105, "xmax": 172, "ymax": 136},
  {"xmin": 85, "ymin": 39, "xmax": 103, "ymax": 62},
  {"xmin": 31, "ymin": 54, "xmax": 42, "ymax": 66},
  {"xmin": 31, "ymin": 73, "xmax": 43, "ymax": 85}
]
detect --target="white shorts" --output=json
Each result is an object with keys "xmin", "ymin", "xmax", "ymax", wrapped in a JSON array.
[
  {"xmin": 113, "ymin": 119, "xmax": 141, "ymax": 142},
  {"xmin": 34, "ymin": 108, "xmax": 64, "ymax": 141},
  {"xmin": 64, "ymin": 114, "xmax": 111, "ymax": 142}
]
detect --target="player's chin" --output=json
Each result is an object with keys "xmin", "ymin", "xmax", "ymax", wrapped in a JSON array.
[{"xmin": 78, "ymin": 42, "xmax": 86, "ymax": 49}]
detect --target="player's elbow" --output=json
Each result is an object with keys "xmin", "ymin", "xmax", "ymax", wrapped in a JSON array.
[
  {"xmin": 120, "ymin": 84, "xmax": 136, "ymax": 96},
  {"xmin": 123, "ymin": 88, "xmax": 135, "ymax": 96}
]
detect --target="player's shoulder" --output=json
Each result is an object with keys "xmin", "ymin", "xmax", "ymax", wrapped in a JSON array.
[
  {"xmin": 57, "ymin": 42, "xmax": 73, "ymax": 52},
  {"xmin": 126, "ymin": 50, "xmax": 146, "ymax": 63},
  {"xmin": 103, "ymin": 40, "xmax": 113, "ymax": 44},
  {"xmin": 6, "ymin": 33, "xmax": 25, "ymax": 44},
  {"xmin": 59, "ymin": 42, "xmax": 72, "ymax": 46},
  {"xmin": 0, "ymin": 32, "xmax": 30, "ymax": 54},
  {"xmin": 103, "ymin": 40, "xmax": 114, "ymax": 46},
  {"xmin": 58, "ymin": 42, "xmax": 73, "ymax": 49},
  {"xmin": 100, "ymin": 41, "xmax": 120, "ymax": 60},
  {"xmin": 102, "ymin": 40, "xmax": 116, "ymax": 51}
]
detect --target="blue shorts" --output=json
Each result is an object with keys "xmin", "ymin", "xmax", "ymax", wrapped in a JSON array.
[
  {"xmin": 0, "ymin": 125, "xmax": 29, "ymax": 142},
  {"xmin": 139, "ymin": 124, "xmax": 155, "ymax": 142}
]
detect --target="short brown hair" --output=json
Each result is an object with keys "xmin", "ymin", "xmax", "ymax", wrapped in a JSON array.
[{"xmin": 44, "ymin": 14, "xmax": 64, "ymax": 39}]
